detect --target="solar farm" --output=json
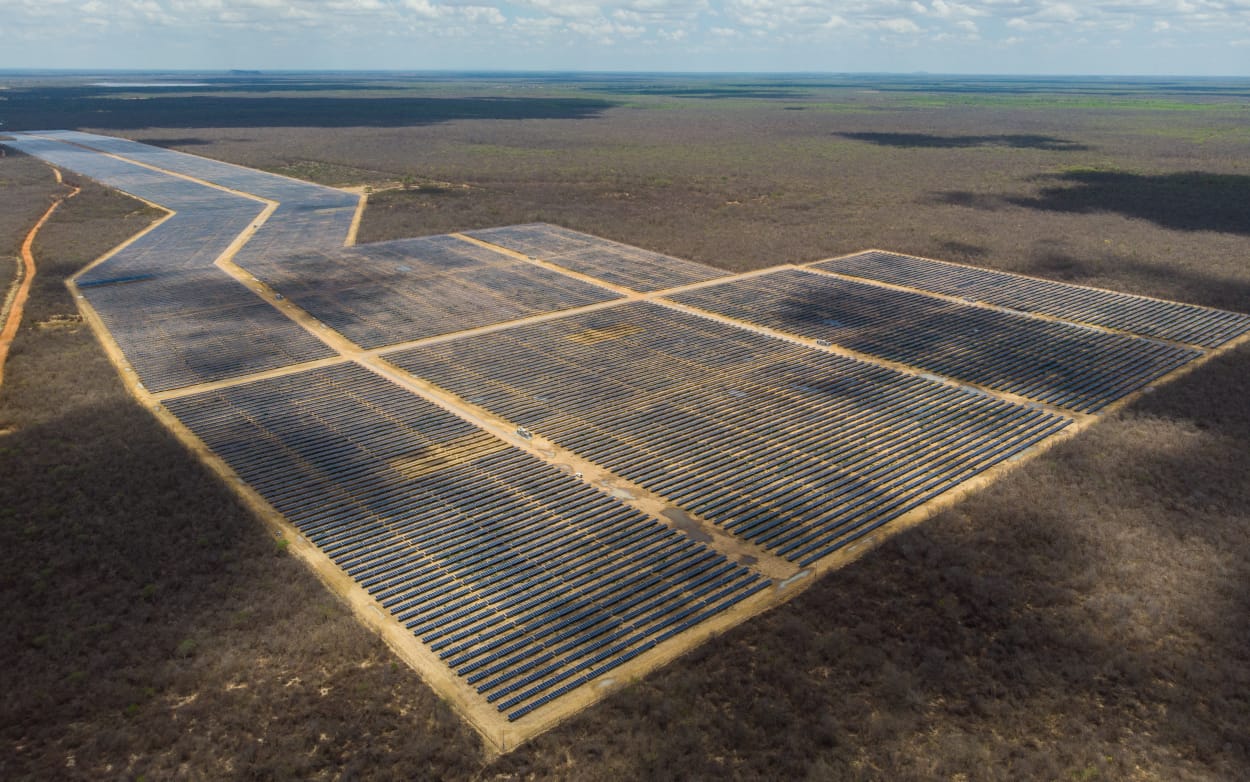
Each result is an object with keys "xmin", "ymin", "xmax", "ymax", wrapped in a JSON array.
[{"xmin": 5, "ymin": 130, "xmax": 1249, "ymax": 751}]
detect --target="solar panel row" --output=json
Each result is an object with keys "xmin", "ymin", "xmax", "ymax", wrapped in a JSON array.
[
  {"xmin": 236, "ymin": 234, "xmax": 623, "ymax": 348},
  {"xmin": 672, "ymin": 269, "xmax": 1201, "ymax": 413},
  {"xmin": 76, "ymin": 207, "xmax": 259, "ymax": 286},
  {"xmin": 84, "ymin": 271, "xmax": 334, "ymax": 391},
  {"xmin": 233, "ymin": 201, "xmax": 358, "ymax": 260},
  {"xmin": 163, "ymin": 363, "xmax": 769, "ymax": 721},
  {"xmin": 26, "ymin": 131, "xmax": 357, "ymax": 208},
  {"xmin": 816, "ymin": 250, "xmax": 1250, "ymax": 349},
  {"xmin": 385, "ymin": 302, "xmax": 1073, "ymax": 566},
  {"xmin": 2, "ymin": 135, "xmax": 252, "ymax": 217},
  {"xmin": 467, "ymin": 223, "xmax": 729, "ymax": 292},
  {"xmin": 3, "ymin": 133, "xmax": 337, "ymax": 392},
  {"xmin": 23, "ymin": 131, "xmax": 360, "ymax": 258}
]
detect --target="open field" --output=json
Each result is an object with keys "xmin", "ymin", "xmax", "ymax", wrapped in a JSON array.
[{"xmin": 2, "ymin": 73, "xmax": 1249, "ymax": 779}]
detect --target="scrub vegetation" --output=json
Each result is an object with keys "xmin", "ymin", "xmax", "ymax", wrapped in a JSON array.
[
  {"xmin": 0, "ymin": 151, "xmax": 64, "ymax": 313},
  {"xmin": 1, "ymin": 73, "xmax": 1247, "ymax": 780}
]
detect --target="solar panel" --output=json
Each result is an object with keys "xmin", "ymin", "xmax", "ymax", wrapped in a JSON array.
[
  {"xmin": 386, "ymin": 302, "xmax": 1072, "ymax": 566},
  {"xmin": 237, "ymin": 235, "xmax": 624, "ymax": 348},
  {"xmin": 672, "ymin": 269, "xmax": 1200, "ymax": 413},
  {"xmin": 164, "ymin": 363, "xmax": 768, "ymax": 721},
  {"xmin": 21, "ymin": 131, "xmax": 358, "ymax": 257},
  {"xmin": 83, "ymin": 271, "xmax": 335, "ymax": 392},
  {"xmin": 5, "ymin": 134, "xmax": 335, "ymax": 391},
  {"xmin": 77, "ymin": 207, "xmax": 260, "ymax": 285},
  {"xmin": 815, "ymin": 250, "xmax": 1250, "ymax": 348},
  {"xmin": 467, "ymin": 223, "xmax": 728, "ymax": 292},
  {"xmin": 25, "ymin": 130, "xmax": 357, "ymax": 207}
]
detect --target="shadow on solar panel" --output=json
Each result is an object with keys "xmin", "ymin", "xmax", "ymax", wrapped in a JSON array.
[
  {"xmin": 163, "ymin": 364, "xmax": 769, "ymax": 724},
  {"xmin": 466, "ymin": 223, "xmax": 729, "ymax": 292},
  {"xmin": 386, "ymin": 301, "xmax": 1073, "ymax": 567},
  {"xmin": 816, "ymin": 250, "xmax": 1250, "ymax": 349},
  {"xmin": 236, "ymin": 235, "xmax": 622, "ymax": 348},
  {"xmin": 671, "ymin": 269, "xmax": 1201, "ymax": 413}
]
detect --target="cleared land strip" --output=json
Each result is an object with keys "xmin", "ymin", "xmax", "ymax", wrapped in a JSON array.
[{"xmin": 0, "ymin": 133, "xmax": 798, "ymax": 749}]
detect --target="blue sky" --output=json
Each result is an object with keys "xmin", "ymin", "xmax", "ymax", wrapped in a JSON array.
[{"xmin": 2, "ymin": 1, "xmax": 1248, "ymax": 75}]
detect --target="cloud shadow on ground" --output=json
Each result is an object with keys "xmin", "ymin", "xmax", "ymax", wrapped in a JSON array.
[
  {"xmin": 837, "ymin": 132, "xmax": 1089, "ymax": 151},
  {"xmin": 0, "ymin": 89, "xmax": 616, "ymax": 131},
  {"xmin": 1010, "ymin": 170, "xmax": 1250, "ymax": 235}
]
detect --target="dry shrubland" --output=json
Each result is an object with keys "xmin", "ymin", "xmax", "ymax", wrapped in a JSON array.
[
  {"xmin": 1, "ymin": 77, "xmax": 1248, "ymax": 780},
  {"xmin": 0, "ymin": 152, "xmax": 65, "ymax": 302}
]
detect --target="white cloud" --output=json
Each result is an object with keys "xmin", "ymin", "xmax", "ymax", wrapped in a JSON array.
[
  {"xmin": 4, "ymin": 0, "xmax": 1250, "ymax": 70},
  {"xmin": 878, "ymin": 16, "xmax": 922, "ymax": 33},
  {"xmin": 930, "ymin": 0, "xmax": 986, "ymax": 18},
  {"xmin": 1036, "ymin": 3, "xmax": 1082, "ymax": 23}
]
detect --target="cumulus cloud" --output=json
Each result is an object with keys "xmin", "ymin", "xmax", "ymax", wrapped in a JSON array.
[
  {"xmin": 878, "ymin": 17, "xmax": 922, "ymax": 33},
  {"xmin": 3, "ymin": 0, "xmax": 1250, "ymax": 68}
]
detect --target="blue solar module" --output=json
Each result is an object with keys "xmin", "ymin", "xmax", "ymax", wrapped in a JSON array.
[
  {"xmin": 2, "ymin": 133, "xmax": 335, "ymax": 391},
  {"xmin": 23, "ymin": 130, "xmax": 357, "ymax": 208},
  {"xmin": 236, "ymin": 234, "xmax": 624, "ymax": 348},
  {"xmin": 670, "ymin": 269, "xmax": 1202, "ymax": 414},
  {"xmin": 20, "ymin": 131, "xmax": 357, "ymax": 258},
  {"xmin": 466, "ymin": 223, "xmax": 729, "ymax": 292},
  {"xmin": 2, "ymin": 134, "xmax": 257, "ymax": 218},
  {"xmin": 75, "ymin": 206, "xmax": 261, "ymax": 286},
  {"xmin": 385, "ymin": 302, "xmax": 1073, "ymax": 566},
  {"xmin": 82, "ymin": 270, "xmax": 336, "ymax": 392},
  {"xmin": 235, "ymin": 201, "xmax": 358, "ymax": 260},
  {"xmin": 163, "ymin": 363, "xmax": 768, "ymax": 721},
  {"xmin": 815, "ymin": 250, "xmax": 1250, "ymax": 349}
]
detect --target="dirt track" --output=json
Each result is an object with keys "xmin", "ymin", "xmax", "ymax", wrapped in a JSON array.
[{"xmin": 0, "ymin": 167, "xmax": 78, "ymax": 387}]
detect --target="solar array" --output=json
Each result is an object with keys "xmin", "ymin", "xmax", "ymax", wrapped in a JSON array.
[
  {"xmin": 467, "ymin": 223, "xmax": 729, "ymax": 291},
  {"xmin": 0, "ymin": 135, "xmax": 257, "ymax": 219},
  {"xmin": 386, "ymin": 302, "xmax": 1073, "ymax": 566},
  {"xmin": 235, "ymin": 201, "xmax": 358, "ymax": 260},
  {"xmin": 164, "ymin": 363, "xmax": 768, "ymax": 721},
  {"xmin": 671, "ymin": 269, "xmax": 1201, "ymax": 413},
  {"xmin": 2, "ymin": 133, "xmax": 334, "ymax": 392},
  {"xmin": 6, "ymin": 130, "xmax": 1245, "ymax": 741},
  {"xmin": 816, "ymin": 250, "xmax": 1250, "ymax": 349},
  {"xmin": 83, "ymin": 271, "xmax": 334, "ymax": 392},
  {"xmin": 22, "ymin": 131, "xmax": 359, "ymax": 258},
  {"xmin": 24, "ymin": 131, "xmax": 359, "ymax": 208},
  {"xmin": 237, "ymin": 234, "xmax": 622, "ymax": 348}
]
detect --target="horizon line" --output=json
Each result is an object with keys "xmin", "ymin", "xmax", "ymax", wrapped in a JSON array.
[{"xmin": 1, "ymin": 68, "xmax": 1248, "ymax": 80}]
